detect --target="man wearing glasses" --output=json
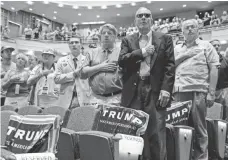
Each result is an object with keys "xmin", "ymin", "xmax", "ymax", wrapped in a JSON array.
[
  {"xmin": 118, "ymin": 7, "xmax": 175, "ymax": 160},
  {"xmin": 54, "ymin": 35, "xmax": 91, "ymax": 109},
  {"xmin": 210, "ymin": 39, "xmax": 228, "ymax": 120},
  {"xmin": 174, "ymin": 20, "xmax": 220, "ymax": 160}
]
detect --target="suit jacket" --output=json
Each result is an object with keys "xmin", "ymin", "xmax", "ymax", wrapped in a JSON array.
[
  {"xmin": 118, "ymin": 31, "xmax": 175, "ymax": 107},
  {"xmin": 54, "ymin": 54, "xmax": 91, "ymax": 109}
]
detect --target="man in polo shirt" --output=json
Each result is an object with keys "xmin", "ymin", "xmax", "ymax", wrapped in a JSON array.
[
  {"xmin": 174, "ymin": 19, "xmax": 220, "ymax": 160},
  {"xmin": 80, "ymin": 24, "xmax": 122, "ymax": 105},
  {"xmin": 210, "ymin": 39, "xmax": 228, "ymax": 120}
]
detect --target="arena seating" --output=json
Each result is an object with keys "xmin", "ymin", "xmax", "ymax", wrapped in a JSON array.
[{"xmin": 17, "ymin": 105, "xmax": 43, "ymax": 115}]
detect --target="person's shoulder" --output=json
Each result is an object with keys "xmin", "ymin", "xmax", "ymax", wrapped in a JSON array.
[
  {"xmin": 154, "ymin": 31, "xmax": 172, "ymax": 40},
  {"xmin": 124, "ymin": 32, "xmax": 138, "ymax": 40}
]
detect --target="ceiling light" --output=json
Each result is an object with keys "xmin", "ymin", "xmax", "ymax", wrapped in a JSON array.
[
  {"xmin": 73, "ymin": 5, "xmax": 78, "ymax": 9},
  {"xmin": 97, "ymin": 15, "xmax": 100, "ymax": 18},
  {"xmin": 54, "ymin": 11, "xmax": 57, "ymax": 14},
  {"xmin": 220, "ymin": 40, "xmax": 227, "ymax": 44},
  {"xmin": 160, "ymin": 8, "xmax": 163, "ymax": 11},
  {"xmin": 81, "ymin": 21, "xmax": 105, "ymax": 25},
  {"xmin": 11, "ymin": 7, "xmax": 15, "ymax": 10},
  {"xmin": 43, "ymin": 1, "xmax": 49, "ymax": 4},
  {"xmin": 58, "ymin": 3, "xmax": 63, "ymax": 7},
  {"xmin": 78, "ymin": 13, "xmax": 82, "ymax": 16},
  {"xmin": 42, "ymin": 14, "xmax": 45, "ymax": 16},
  {"xmin": 208, "ymin": 1, "xmax": 212, "ymax": 2},
  {"xmin": 183, "ymin": 4, "xmax": 187, "ymax": 7},
  {"xmin": 29, "ymin": 8, "xmax": 33, "ymax": 11},
  {"xmin": 1, "ymin": 2, "xmax": 4, "ymax": 5},
  {"xmin": 53, "ymin": 16, "xmax": 56, "ymax": 19},
  {"xmin": 88, "ymin": 6, "xmax": 92, "ymax": 9},
  {"xmin": 26, "ymin": 1, "xmax": 33, "ymax": 5},
  {"xmin": 200, "ymin": 12, "xmax": 202, "ymax": 14},
  {"xmin": 147, "ymin": 1, "xmax": 151, "ymax": 3},
  {"xmin": 101, "ymin": 5, "xmax": 107, "ymax": 9},
  {"xmin": 117, "ymin": 13, "xmax": 120, "ymax": 16},
  {"xmin": 131, "ymin": 2, "xmax": 136, "ymax": 6},
  {"xmin": 116, "ymin": 4, "xmax": 122, "ymax": 8}
]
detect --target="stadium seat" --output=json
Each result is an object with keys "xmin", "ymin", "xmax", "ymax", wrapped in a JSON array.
[
  {"xmin": 43, "ymin": 106, "xmax": 68, "ymax": 123},
  {"xmin": 66, "ymin": 106, "xmax": 100, "ymax": 131},
  {"xmin": 56, "ymin": 128, "xmax": 80, "ymax": 160},
  {"xmin": 207, "ymin": 118, "xmax": 227, "ymax": 159},
  {"xmin": 0, "ymin": 110, "xmax": 18, "ymax": 145},
  {"xmin": 17, "ymin": 105, "xmax": 43, "ymax": 115},
  {"xmin": 65, "ymin": 106, "xmax": 144, "ymax": 160},
  {"xmin": 1, "ymin": 105, "xmax": 18, "ymax": 112},
  {"xmin": 207, "ymin": 102, "xmax": 223, "ymax": 119}
]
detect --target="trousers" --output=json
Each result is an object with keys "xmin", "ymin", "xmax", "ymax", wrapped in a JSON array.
[
  {"xmin": 174, "ymin": 92, "xmax": 208, "ymax": 160},
  {"xmin": 130, "ymin": 79, "xmax": 167, "ymax": 160}
]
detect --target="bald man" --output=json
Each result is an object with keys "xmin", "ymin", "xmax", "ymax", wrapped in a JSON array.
[{"xmin": 118, "ymin": 7, "xmax": 175, "ymax": 160}]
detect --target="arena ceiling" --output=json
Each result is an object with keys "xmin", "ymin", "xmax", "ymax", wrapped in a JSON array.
[{"xmin": 1, "ymin": 1, "xmax": 228, "ymax": 25}]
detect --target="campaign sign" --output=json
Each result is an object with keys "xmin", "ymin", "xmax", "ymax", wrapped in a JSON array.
[
  {"xmin": 93, "ymin": 105, "xmax": 149, "ymax": 136},
  {"xmin": 166, "ymin": 101, "xmax": 192, "ymax": 125},
  {"xmin": 5, "ymin": 115, "xmax": 60, "ymax": 154}
]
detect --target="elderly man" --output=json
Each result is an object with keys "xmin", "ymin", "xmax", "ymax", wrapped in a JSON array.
[
  {"xmin": 54, "ymin": 35, "xmax": 91, "ymax": 109},
  {"xmin": 118, "ymin": 7, "xmax": 175, "ymax": 160},
  {"xmin": 1, "ymin": 46, "xmax": 16, "ymax": 106},
  {"xmin": 174, "ymin": 19, "xmax": 220, "ymax": 160},
  {"xmin": 210, "ymin": 39, "xmax": 228, "ymax": 120},
  {"xmin": 81, "ymin": 24, "xmax": 122, "ymax": 105}
]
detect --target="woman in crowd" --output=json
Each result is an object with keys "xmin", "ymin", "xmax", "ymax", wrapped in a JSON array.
[{"xmin": 1, "ymin": 53, "xmax": 30, "ymax": 107}]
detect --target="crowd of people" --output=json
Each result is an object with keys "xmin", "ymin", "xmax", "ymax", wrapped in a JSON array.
[
  {"xmin": 1, "ymin": 6, "xmax": 228, "ymax": 160},
  {"xmin": 117, "ymin": 10, "xmax": 228, "ymax": 38}
]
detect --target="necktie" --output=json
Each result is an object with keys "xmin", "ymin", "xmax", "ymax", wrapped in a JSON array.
[{"xmin": 73, "ymin": 58, "xmax": 77, "ymax": 69}]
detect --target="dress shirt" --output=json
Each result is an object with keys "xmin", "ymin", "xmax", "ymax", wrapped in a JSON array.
[{"xmin": 139, "ymin": 30, "xmax": 152, "ymax": 76}]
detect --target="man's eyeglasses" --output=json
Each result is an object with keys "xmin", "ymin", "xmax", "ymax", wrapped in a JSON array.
[
  {"xmin": 136, "ymin": 13, "xmax": 151, "ymax": 18},
  {"xmin": 213, "ymin": 44, "xmax": 220, "ymax": 47}
]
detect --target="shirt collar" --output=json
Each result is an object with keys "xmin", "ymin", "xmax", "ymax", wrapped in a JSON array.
[
  {"xmin": 70, "ymin": 53, "xmax": 81, "ymax": 61},
  {"xmin": 183, "ymin": 38, "xmax": 201, "ymax": 47},
  {"xmin": 138, "ymin": 30, "xmax": 152, "ymax": 39}
]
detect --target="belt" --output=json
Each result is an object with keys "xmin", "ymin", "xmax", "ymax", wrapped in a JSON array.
[{"xmin": 98, "ymin": 90, "xmax": 122, "ymax": 97}]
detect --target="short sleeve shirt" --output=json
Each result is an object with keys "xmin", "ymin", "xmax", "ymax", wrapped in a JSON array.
[{"xmin": 174, "ymin": 39, "xmax": 220, "ymax": 93}]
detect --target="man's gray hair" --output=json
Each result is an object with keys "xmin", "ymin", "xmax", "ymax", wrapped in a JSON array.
[
  {"xmin": 99, "ymin": 23, "xmax": 117, "ymax": 36},
  {"xmin": 182, "ymin": 19, "xmax": 199, "ymax": 31},
  {"xmin": 135, "ymin": 7, "xmax": 152, "ymax": 17}
]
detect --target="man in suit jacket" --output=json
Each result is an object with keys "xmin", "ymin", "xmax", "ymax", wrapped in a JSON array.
[
  {"xmin": 54, "ymin": 35, "xmax": 91, "ymax": 109},
  {"xmin": 118, "ymin": 7, "xmax": 175, "ymax": 160}
]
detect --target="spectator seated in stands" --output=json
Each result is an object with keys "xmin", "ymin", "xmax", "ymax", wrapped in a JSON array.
[
  {"xmin": 24, "ymin": 24, "xmax": 33, "ymax": 40},
  {"xmin": 221, "ymin": 11, "xmax": 228, "ymax": 24},
  {"xmin": 160, "ymin": 19, "xmax": 169, "ymax": 34},
  {"xmin": 1, "ymin": 53, "xmax": 30, "ymax": 107},
  {"xmin": 169, "ymin": 17, "xmax": 180, "ymax": 32},
  {"xmin": 54, "ymin": 27, "xmax": 63, "ymax": 41},
  {"xmin": 61, "ymin": 23, "xmax": 69, "ymax": 41},
  {"xmin": 71, "ymin": 24, "xmax": 81, "ymax": 38},
  {"xmin": 195, "ymin": 15, "xmax": 204, "ymax": 28},
  {"xmin": 152, "ymin": 20, "xmax": 160, "ymax": 32},
  {"xmin": 210, "ymin": 14, "xmax": 221, "ymax": 26},
  {"xmin": 2, "ymin": 25, "xmax": 10, "ymax": 39},
  {"xmin": 203, "ymin": 12, "xmax": 211, "ymax": 26},
  {"xmin": 43, "ymin": 24, "xmax": 54, "ymax": 40},
  {"xmin": 25, "ymin": 51, "xmax": 38, "ymax": 72}
]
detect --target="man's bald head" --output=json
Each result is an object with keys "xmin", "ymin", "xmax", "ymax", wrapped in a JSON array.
[{"xmin": 135, "ymin": 7, "xmax": 152, "ymax": 18}]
